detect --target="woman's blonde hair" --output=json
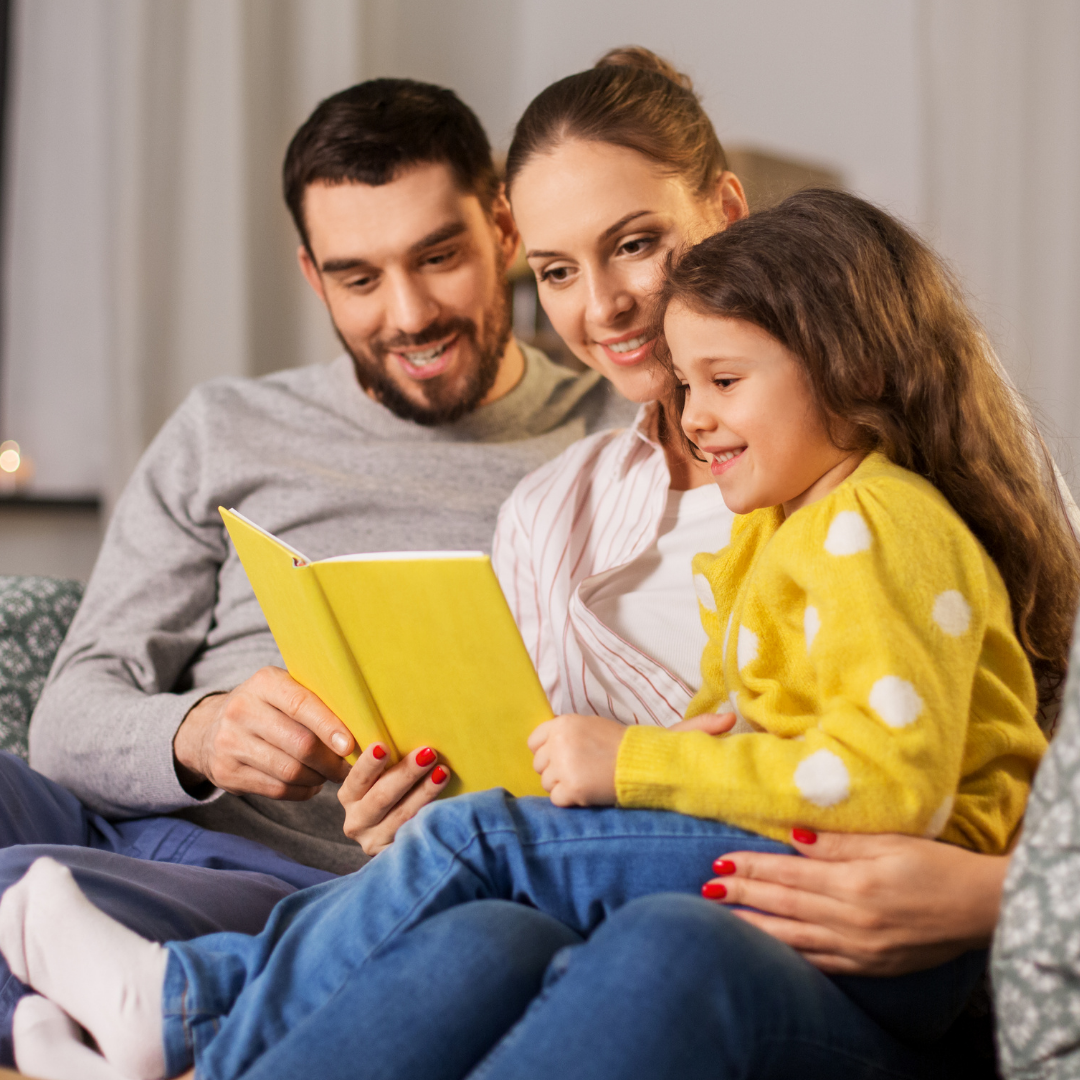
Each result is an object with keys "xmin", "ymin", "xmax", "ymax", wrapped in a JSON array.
[{"xmin": 658, "ymin": 189, "xmax": 1080, "ymax": 715}]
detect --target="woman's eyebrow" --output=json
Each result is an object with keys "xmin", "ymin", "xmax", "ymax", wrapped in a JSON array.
[{"xmin": 526, "ymin": 210, "xmax": 658, "ymax": 260}]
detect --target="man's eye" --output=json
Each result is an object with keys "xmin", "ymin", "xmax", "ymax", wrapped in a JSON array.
[{"xmin": 348, "ymin": 276, "xmax": 376, "ymax": 290}]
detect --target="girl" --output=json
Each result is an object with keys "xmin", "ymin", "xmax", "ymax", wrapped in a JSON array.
[{"xmin": 2, "ymin": 188, "xmax": 1074, "ymax": 1080}]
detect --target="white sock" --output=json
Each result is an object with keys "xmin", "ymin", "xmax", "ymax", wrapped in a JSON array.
[
  {"xmin": 13, "ymin": 995, "xmax": 132, "ymax": 1080},
  {"xmin": 0, "ymin": 857, "xmax": 168, "ymax": 1079}
]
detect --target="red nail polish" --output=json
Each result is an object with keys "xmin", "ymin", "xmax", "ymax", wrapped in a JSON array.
[
  {"xmin": 792, "ymin": 828, "xmax": 817, "ymax": 845},
  {"xmin": 701, "ymin": 881, "xmax": 727, "ymax": 900},
  {"xmin": 416, "ymin": 747, "xmax": 437, "ymax": 767},
  {"xmin": 712, "ymin": 859, "xmax": 736, "ymax": 876},
  {"xmin": 431, "ymin": 766, "xmax": 448, "ymax": 785},
  {"xmin": 371, "ymin": 745, "xmax": 387, "ymax": 760}
]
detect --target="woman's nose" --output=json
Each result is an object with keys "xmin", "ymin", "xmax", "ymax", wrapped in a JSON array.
[{"xmin": 586, "ymin": 269, "xmax": 635, "ymax": 328}]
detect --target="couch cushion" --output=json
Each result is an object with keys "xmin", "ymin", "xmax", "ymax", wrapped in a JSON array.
[{"xmin": 0, "ymin": 576, "xmax": 84, "ymax": 760}]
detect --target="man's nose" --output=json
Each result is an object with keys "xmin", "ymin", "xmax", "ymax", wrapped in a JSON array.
[{"xmin": 385, "ymin": 274, "xmax": 440, "ymax": 336}]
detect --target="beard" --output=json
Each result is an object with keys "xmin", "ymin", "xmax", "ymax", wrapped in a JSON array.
[{"xmin": 337, "ymin": 274, "xmax": 512, "ymax": 427}]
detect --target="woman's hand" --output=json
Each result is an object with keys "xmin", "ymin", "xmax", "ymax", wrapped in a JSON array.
[
  {"xmin": 528, "ymin": 715, "xmax": 625, "ymax": 806},
  {"xmin": 703, "ymin": 829, "xmax": 1010, "ymax": 976},
  {"xmin": 338, "ymin": 743, "xmax": 449, "ymax": 856}
]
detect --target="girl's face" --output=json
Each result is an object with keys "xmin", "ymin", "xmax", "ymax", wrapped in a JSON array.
[
  {"xmin": 667, "ymin": 304, "xmax": 858, "ymax": 516},
  {"xmin": 510, "ymin": 139, "xmax": 745, "ymax": 402}
]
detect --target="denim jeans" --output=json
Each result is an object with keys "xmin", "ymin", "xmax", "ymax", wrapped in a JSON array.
[
  {"xmin": 0, "ymin": 752, "xmax": 336, "ymax": 1065},
  {"xmin": 233, "ymin": 895, "xmax": 966, "ymax": 1080},
  {"xmin": 163, "ymin": 790, "xmax": 986, "ymax": 1079}
]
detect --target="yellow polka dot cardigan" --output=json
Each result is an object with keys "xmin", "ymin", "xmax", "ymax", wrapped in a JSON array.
[{"xmin": 614, "ymin": 453, "xmax": 1047, "ymax": 853}]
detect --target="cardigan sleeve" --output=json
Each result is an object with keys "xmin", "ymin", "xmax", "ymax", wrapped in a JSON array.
[{"xmin": 616, "ymin": 472, "xmax": 1041, "ymax": 852}]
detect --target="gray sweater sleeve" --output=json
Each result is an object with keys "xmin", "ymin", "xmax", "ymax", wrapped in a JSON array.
[
  {"xmin": 992, "ymin": 615, "xmax": 1080, "ymax": 1079},
  {"xmin": 29, "ymin": 396, "xmax": 233, "ymax": 816}
]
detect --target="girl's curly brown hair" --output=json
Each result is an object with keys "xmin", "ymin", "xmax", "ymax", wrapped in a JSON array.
[{"xmin": 656, "ymin": 188, "xmax": 1080, "ymax": 719}]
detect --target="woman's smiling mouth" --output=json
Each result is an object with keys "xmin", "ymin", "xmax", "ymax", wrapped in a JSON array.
[{"xmin": 597, "ymin": 331, "xmax": 655, "ymax": 367}]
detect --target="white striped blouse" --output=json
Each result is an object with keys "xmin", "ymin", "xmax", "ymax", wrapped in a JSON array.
[{"xmin": 492, "ymin": 402, "xmax": 733, "ymax": 727}]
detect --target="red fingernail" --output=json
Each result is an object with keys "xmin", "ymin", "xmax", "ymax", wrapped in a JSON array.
[
  {"xmin": 430, "ymin": 766, "xmax": 448, "ymax": 785},
  {"xmin": 371, "ymin": 745, "xmax": 387, "ymax": 760},
  {"xmin": 701, "ymin": 881, "xmax": 727, "ymax": 900},
  {"xmin": 712, "ymin": 859, "xmax": 736, "ymax": 875},
  {"xmin": 416, "ymin": 747, "xmax": 437, "ymax": 767},
  {"xmin": 792, "ymin": 828, "xmax": 817, "ymax": 845}
]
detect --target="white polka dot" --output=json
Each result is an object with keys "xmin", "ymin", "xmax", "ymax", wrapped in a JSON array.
[
  {"xmin": 693, "ymin": 573, "xmax": 717, "ymax": 613},
  {"xmin": 824, "ymin": 511, "xmax": 872, "ymax": 556},
  {"xmin": 869, "ymin": 676, "xmax": 923, "ymax": 728},
  {"xmin": 804, "ymin": 606, "xmax": 820, "ymax": 651},
  {"xmin": 721, "ymin": 611, "xmax": 734, "ymax": 663},
  {"xmin": 933, "ymin": 591, "xmax": 971, "ymax": 636},
  {"xmin": 923, "ymin": 794, "xmax": 954, "ymax": 838},
  {"xmin": 737, "ymin": 625, "xmax": 758, "ymax": 670},
  {"xmin": 794, "ymin": 750, "xmax": 850, "ymax": 807}
]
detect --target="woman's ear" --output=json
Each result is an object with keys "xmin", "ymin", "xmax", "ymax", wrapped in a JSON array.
[{"xmin": 713, "ymin": 171, "xmax": 750, "ymax": 228}]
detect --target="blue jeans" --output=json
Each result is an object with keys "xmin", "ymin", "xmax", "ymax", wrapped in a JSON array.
[
  {"xmin": 231, "ymin": 895, "xmax": 967, "ymax": 1080},
  {"xmin": 163, "ymin": 790, "xmax": 987, "ymax": 1079},
  {"xmin": 0, "ymin": 752, "xmax": 336, "ymax": 1064}
]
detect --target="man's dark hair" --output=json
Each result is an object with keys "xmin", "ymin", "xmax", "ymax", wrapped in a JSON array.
[{"xmin": 283, "ymin": 78, "xmax": 500, "ymax": 252}]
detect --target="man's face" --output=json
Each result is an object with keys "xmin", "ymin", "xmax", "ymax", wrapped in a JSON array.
[{"xmin": 298, "ymin": 162, "xmax": 517, "ymax": 425}]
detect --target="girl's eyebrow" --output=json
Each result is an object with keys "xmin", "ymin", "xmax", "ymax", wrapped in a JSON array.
[{"xmin": 526, "ymin": 210, "xmax": 657, "ymax": 260}]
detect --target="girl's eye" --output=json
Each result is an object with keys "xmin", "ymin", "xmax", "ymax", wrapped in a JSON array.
[{"xmin": 714, "ymin": 377, "xmax": 737, "ymax": 389}]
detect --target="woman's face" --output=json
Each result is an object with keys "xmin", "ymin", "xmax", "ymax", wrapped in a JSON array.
[{"xmin": 510, "ymin": 139, "xmax": 745, "ymax": 402}]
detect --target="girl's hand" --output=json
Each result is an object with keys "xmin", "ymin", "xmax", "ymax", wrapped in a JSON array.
[
  {"xmin": 702, "ymin": 829, "xmax": 1009, "ymax": 976},
  {"xmin": 528, "ymin": 715, "xmax": 626, "ymax": 807}
]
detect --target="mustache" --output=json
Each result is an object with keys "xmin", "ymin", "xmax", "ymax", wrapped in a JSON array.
[{"xmin": 370, "ymin": 317, "xmax": 477, "ymax": 358}]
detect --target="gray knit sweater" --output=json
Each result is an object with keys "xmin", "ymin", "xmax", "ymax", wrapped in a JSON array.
[{"xmin": 30, "ymin": 346, "xmax": 633, "ymax": 872}]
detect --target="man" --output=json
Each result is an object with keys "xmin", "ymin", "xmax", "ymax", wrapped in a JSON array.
[{"xmin": 0, "ymin": 79, "xmax": 629, "ymax": 1071}]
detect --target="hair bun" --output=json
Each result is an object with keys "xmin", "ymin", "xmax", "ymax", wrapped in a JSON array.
[{"xmin": 594, "ymin": 46, "xmax": 694, "ymax": 92}]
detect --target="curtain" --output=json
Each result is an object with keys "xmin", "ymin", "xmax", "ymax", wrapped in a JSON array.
[
  {"xmin": 0, "ymin": 0, "xmax": 363, "ymax": 506},
  {"xmin": 919, "ymin": 0, "xmax": 1080, "ymax": 473}
]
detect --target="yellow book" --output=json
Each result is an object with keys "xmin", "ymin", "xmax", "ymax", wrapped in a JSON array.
[{"xmin": 220, "ymin": 507, "xmax": 550, "ymax": 798}]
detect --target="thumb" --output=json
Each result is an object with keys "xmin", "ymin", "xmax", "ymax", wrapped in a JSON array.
[
  {"xmin": 791, "ymin": 828, "xmax": 900, "ymax": 862},
  {"xmin": 670, "ymin": 712, "xmax": 737, "ymax": 736}
]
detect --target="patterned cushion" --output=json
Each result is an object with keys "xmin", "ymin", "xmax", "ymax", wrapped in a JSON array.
[{"xmin": 0, "ymin": 577, "xmax": 84, "ymax": 760}]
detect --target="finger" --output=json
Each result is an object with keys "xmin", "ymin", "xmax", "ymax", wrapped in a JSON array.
[
  {"xmin": 715, "ymin": 870, "xmax": 861, "ymax": 929},
  {"xmin": 527, "ymin": 720, "xmax": 555, "ymax": 753},
  {"xmin": 715, "ymin": 849, "xmax": 861, "ymax": 899},
  {"xmin": 226, "ymin": 763, "xmax": 326, "ymax": 801},
  {"xmin": 784, "ymin": 828, "xmax": 905, "ymax": 862},
  {"xmin": 726, "ymin": 907, "xmax": 857, "ymax": 955},
  {"xmin": 338, "ymin": 743, "xmax": 391, "ymax": 805},
  {"xmin": 669, "ymin": 712, "xmax": 737, "ymax": 735},
  {"xmin": 259, "ymin": 667, "xmax": 356, "ymax": 760},
  {"xmin": 362, "ymin": 764, "xmax": 452, "ymax": 848},
  {"xmin": 229, "ymin": 728, "xmax": 331, "ymax": 791},
  {"xmin": 531, "ymin": 743, "xmax": 550, "ymax": 776},
  {"xmin": 344, "ymin": 747, "xmax": 440, "ymax": 831}
]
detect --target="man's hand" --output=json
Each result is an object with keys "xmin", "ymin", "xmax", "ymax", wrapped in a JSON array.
[
  {"xmin": 173, "ymin": 667, "xmax": 356, "ymax": 800},
  {"xmin": 701, "ymin": 829, "xmax": 1010, "ymax": 976},
  {"xmin": 339, "ymin": 743, "xmax": 448, "ymax": 856}
]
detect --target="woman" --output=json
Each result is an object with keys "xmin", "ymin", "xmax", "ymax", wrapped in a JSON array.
[{"xmin": 8, "ymin": 48, "xmax": 1078, "ymax": 1080}]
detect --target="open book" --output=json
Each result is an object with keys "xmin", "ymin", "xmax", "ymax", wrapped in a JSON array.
[{"xmin": 220, "ymin": 507, "xmax": 551, "ymax": 798}]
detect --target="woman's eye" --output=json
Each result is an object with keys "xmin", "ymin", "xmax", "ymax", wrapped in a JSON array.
[
  {"xmin": 618, "ymin": 236, "xmax": 656, "ymax": 257},
  {"xmin": 539, "ymin": 265, "xmax": 572, "ymax": 284}
]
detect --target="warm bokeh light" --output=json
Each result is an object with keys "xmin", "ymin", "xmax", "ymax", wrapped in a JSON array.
[{"xmin": 0, "ymin": 441, "xmax": 20, "ymax": 474}]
